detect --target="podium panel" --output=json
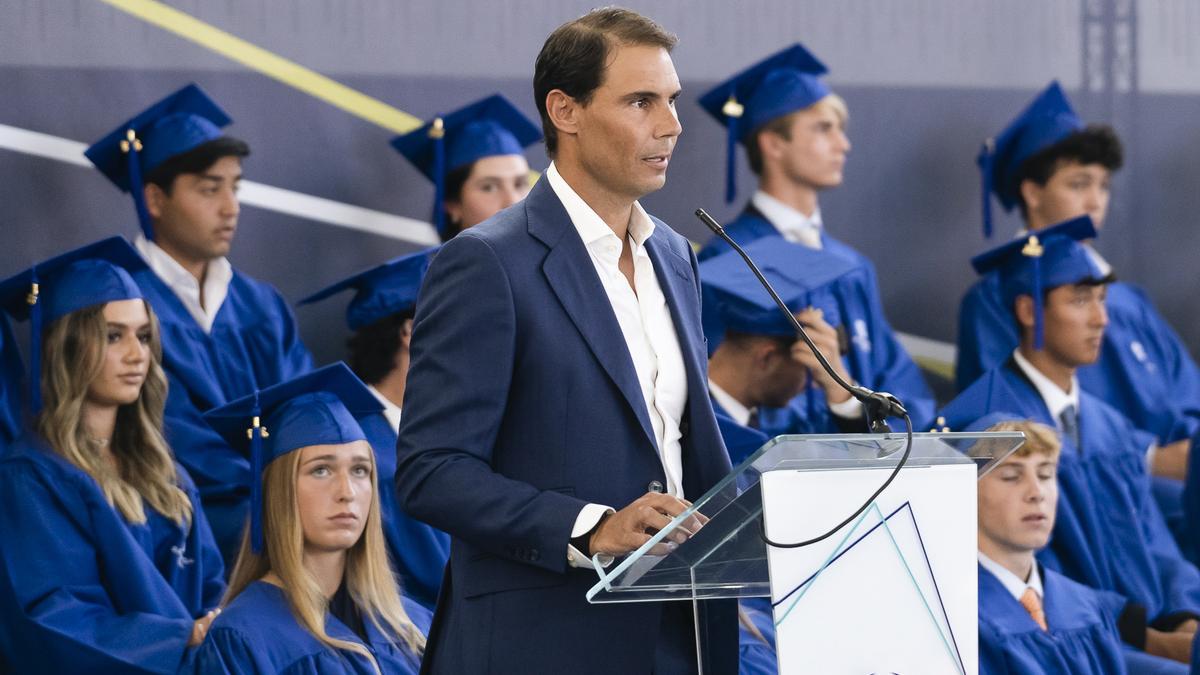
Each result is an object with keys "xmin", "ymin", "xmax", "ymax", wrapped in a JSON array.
[{"xmin": 586, "ymin": 431, "xmax": 1024, "ymax": 674}]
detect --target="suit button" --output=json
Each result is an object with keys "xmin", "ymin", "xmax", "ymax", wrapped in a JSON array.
[
  {"xmin": 648, "ymin": 480, "xmax": 665, "ymax": 493},
  {"xmin": 679, "ymin": 421, "xmax": 690, "ymax": 435}
]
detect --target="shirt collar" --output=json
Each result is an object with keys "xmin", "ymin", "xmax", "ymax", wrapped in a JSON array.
[
  {"xmin": 708, "ymin": 379, "xmax": 754, "ymax": 427},
  {"xmin": 752, "ymin": 189, "xmax": 823, "ymax": 233},
  {"xmin": 367, "ymin": 384, "xmax": 402, "ymax": 434},
  {"xmin": 546, "ymin": 162, "xmax": 655, "ymax": 248},
  {"xmin": 979, "ymin": 551, "xmax": 1044, "ymax": 601},
  {"xmin": 1012, "ymin": 349, "xmax": 1080, "ymax": 421},
  {"xmin": 134, "ymin": 234, "xmax": 233, "ymax": 297}
]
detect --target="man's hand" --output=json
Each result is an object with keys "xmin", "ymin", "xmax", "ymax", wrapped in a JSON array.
[
  {"xmin": 1174, "ymin": 618, "xmax": 1199, "ymax": 634},
  {"xmin": 189, "ymin": 608, "xmax": 220, "ymax": 647},
  {"xmin": 588, "ymin": 492, "xmax": 707, "ymax": 557},
  {"xmin": 792, "ymin": 307, "xmax": 852, "ymax": 403},
  {"xmin": 1151, "ymin": 439, "xmax": 1189, "ymax": 482},
  {"xmin": 1146, "ymin": 627, "xmax": 1194, "ymax": 664}
]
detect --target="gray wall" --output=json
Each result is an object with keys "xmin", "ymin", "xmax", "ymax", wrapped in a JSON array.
[{"xmin": 2, "ymin": 1, "xmax": 1196, "ymax": 383}]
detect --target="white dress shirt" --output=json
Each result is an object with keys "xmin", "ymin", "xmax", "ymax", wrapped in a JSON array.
[
  {"xmin": 752, "ymin": 190, "xmax": 823, "ymax": 250},
  {"xmin": 708, "ymin": 380, "xmax": 754, "ymax": 427},
  {"xmin": 367, "ymin": 384, "xmax": 403, "ymax": 434},
  {"xmin": 545, "ymin": 163, "xmax": 689, "ymax": 569},
  {"xmin": 1011, "ymin": 349, "xmax": 1079, "ymax": 428},
  {"xmin": 978, "ymin": 551, "xmax": 1044, "ymax": 602},
  {"xmin": 134, "ymin": 234, "xmax": 232, "ymax": 334}
]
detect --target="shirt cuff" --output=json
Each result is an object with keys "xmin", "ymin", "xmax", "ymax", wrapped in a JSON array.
[
  {"xmin": 1145, "ymin": 443, "xmax": 1157, "ymax": 468},
  {"xmin": 567, "ymin": 504, "xmax": 616, "ymax": 570},
  {"xmin": 828, "ymin": 395, "xmax": 865, "ymax": 419}
]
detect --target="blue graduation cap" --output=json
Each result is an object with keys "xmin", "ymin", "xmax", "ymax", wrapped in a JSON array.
[
  {"xmin": 970, "ymin": 215, "xmax": 1104, "ymax": 350},
  {"xmin": 202, "ymin": 362, "xmax": 383, "ymax": 552},
  {"xmin": 939, "ymin": 371, "xmax": 1034, "ymax": 434},
  {"xmin": 390, "ymin": 94, "xmax": 542, "ymax": 235},
  {"xmin": 0, "ymin": 237, "xmax": 148, "ymax": 412},
  {"xmin": 299, "ymin": 246, "xmax": 439, "ymax": 330},
  {"xmin": 84, "ymin": 83, "xmax": 233, "ymax": 241},
  {"xmin": 977, "ymin": 81, "xmax": 1084, "ymax": 238},
  {"xmin": 698, "ymin": 44, "xmax": 832, "ymax": 204},
  {"xmin": 700, "ymin": 236, "xmax": 856, "ymax": 343}
]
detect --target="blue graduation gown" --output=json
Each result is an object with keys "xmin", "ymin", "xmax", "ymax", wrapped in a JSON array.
[
  {"xmin": 956, "ymin": 275, "xmax": 1200, "ymax": 445},
  {"xmin": 132, "ymin": 268, "xmax": 313, "ymax": 565},
  {"xmin": 187, "ymin": 580, "xmax": 430, "ymax": 674},
  {"xmin": 738, "ymin": 597, "xmax": 777, "ymax": 675},
  {"xmin": 941, "ymin": 362, "xmax": 1200, "ymax": 625},
  {"xmin": 358, "ymin": 413, "xmax": 450, "ymax": 611},
  {"xmin": 978, "ymin": 564, "xmax": 1127, "ymax": 674},
  {"xmin": 0, "ymin": 312, "xmax": 22, "ymax": 447},
  {"xmin": 0, "ymin": 435, "xmax": 225, "ymax": 674},
  {"xmin": 699, "ymin": 207, "xmax": 935, "ymax": 431}
]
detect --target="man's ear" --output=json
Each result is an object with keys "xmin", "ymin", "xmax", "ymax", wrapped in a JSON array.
[
  {"xmin": 545, "ymin": 89, "xmax": 580, "ymax": 141},
  {"xmin": 1014, "ymin": 294, "xmax": 1036, "ymax": 333},
  {"xmin": 399, "ymin": 318, "xmax": 414, "ymax": 349},
  {"xmin": 144, "ymin": 182, "xmax": 168, "ymax": 219},
  {"xmin": 1019, "ymin": 179, "xmax": 1043, "ymax": 218}
]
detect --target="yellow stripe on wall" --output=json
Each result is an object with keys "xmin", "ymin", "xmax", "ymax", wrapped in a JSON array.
[{"xmin": 99, "ymin": 0, "xmax": 422, "ymax": 134}]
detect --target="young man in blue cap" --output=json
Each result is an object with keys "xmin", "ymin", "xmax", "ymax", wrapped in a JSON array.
[
  {"xmin": 299, "ymin": 247, "xmax": 449, "ymax": 610},
  {"xmin": 696, "ymin": 43, "xmax": 934, "ymax": 430},
  {"xmin": 85, "ymin": 83, "xmax": 314, "ymax": 566},
  {"xmin": 959, "ymin": 81, "xmax": 1199, "ymax": 484},
  {"xmin": 940, "ymin": 217, "xmax": 1200, "ymax": 668},
  {"xmin": 702, "ymin": 236, "xmax": 872, "ymax": 450},
  {"xmin": 391, "ymin": 93, "xmax": 541, "ymax": 240},
  {"xmin": 394, "ymin": 8, "xmax": 735, "ymax": 673}
]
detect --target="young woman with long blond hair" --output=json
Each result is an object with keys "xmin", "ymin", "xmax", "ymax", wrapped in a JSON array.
[
  {"xmin": 0, "ymin": 238, "xmax": 225, "ymax": 674},
  {"xmin": 190, "ymin": 363, "xmax": 429, "ymax": 674}
]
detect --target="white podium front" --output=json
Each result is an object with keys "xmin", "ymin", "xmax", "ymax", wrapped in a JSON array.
[{"xmin": 587, "ymin": 431, "xmax": 1025, "ymax": 675}]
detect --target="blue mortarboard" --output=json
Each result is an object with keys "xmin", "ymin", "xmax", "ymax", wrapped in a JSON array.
[
  {"xmin": 299, "ymin": 246, "xmax": 439, "ymax": 330},
  {"xmin": 698, "ymin": 44, "xmax": 832, "ymax": 204},
  {"xmin": 0, "ymin": 237, "xmax": 147, "ymax": 412},
  {"xmin": 977, "ymin": 81, "xmax": 1084, "ymax": 238},
  {"xmin": 84, "ymin": 83, "xmax": 233, "ymax": 241},
  {"xmin": 700, "ymin": 236, "xmax": 856, "ymax": 343},
  {"xmin": 970, "ymin": 215, "xmax": 1104, "ymax": 350},
  {"xmin": 390, "ymin": 94, "xmax": 541, "ymax": 235},
  {"xmin": 202, "ymin": 362, "xmax": 383, "ymax": 552},
  {"xmin": 939, "ymin": 371, "xmax": 1034, "ymax": 434}
]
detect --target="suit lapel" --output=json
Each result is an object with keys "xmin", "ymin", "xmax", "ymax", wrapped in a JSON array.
[{"xmin": 527, "ymin": 180, "xmax": 659, "ymax": 454}]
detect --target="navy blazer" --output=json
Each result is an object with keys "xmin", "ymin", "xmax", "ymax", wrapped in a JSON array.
[{"xmin": 395, "ymin": 178, "xmax": 737, "ymax": 674}]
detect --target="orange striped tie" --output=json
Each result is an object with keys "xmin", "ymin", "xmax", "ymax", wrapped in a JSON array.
[{"xmin": 1020, "ymin": 588, "xmax": 1047, "ymax": 631}]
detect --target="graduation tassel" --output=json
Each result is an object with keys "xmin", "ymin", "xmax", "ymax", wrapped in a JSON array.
[
  {"xmin": 722, "ymin": 96, "xmax": 744, "ymax": 204},
  {"xmin": 120, "ymin": 129, "xmax": 154, "ymax": 241},
  {"xmin": 26, "ymin": 271, "xmax": 41, "ymax": 414},
  {"xmin": 429, "ymin": 117, "xmax": 446, "ymax": 235},
  {"xmin": 1023, "ymin": 235, "xmax": 1045, "ymax": 349},
  {"xmin": 248, "ymin": 393, "xmax": 268, "ymax": 553},
  {"xmin": 978, "ymin": 139, "xmax": 995, "ymax": 239}
]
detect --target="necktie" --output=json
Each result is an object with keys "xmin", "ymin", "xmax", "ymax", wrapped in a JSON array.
[
  {"xmin": 747, "ymin": 409, "xmax": 760, "ymax": 430},
  {"xmin": 1059, "ymin": 404, "xmax": 1080, "ymax": 450},
  {"xmin": 1019, "ymin": 588, "xmax": 1047, "ymax": 631}
]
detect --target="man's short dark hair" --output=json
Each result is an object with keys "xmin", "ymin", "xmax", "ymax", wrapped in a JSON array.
[
  {"xmin": 438, "ymin": 160, "xmax": 475, "ymax": 242},
  {"xmin": 1015, "ymin": 125, "xmax": 1123, "ymax": 219},
  {"xmin": 144, "ymin": 136, "xmax": 250, "ymax": 195},
  {"xmin": 533, "ymin": 7, "xmax": 677, "ymax": 157},
  {"xmin": 346, "ymin": 311, "xmax": 413, "ymax": 385}
]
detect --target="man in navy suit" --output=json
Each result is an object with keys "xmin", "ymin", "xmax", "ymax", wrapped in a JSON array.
[{"xmin": 394, "ymin": 8, "xmax": 736, "ymax": 674}]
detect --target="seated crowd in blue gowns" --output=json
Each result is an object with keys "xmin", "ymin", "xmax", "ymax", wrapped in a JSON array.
[
  {"xmin": 0, "ymin": 239, "xmax": 225, "ymax": 673},
  {"xmin": 191, "ymin": 365, "xmax": 430, "ymax": 674},
  {"xmin": 942, "ymin": 221, "xmax": 1200, "ymax": 669},
  {"xmin": 84, "ymin": 83, "xmax": 315, "ymax": 566},
  {"xmin": 958, "ymin": 81, "xmax": 1198, "ymax": 483},
  {"xmin": 695, "ymin": 42, "xmax": 935, "ymax": 432}
]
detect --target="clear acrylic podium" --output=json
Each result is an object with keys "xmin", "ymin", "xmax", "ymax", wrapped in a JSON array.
[{"xmin": 586, "ymin": 430, "xmax": 1025, "ymax": 675}]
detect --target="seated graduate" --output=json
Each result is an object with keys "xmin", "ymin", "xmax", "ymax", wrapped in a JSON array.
[
  {"xmin": 939, "ymin": 218, "xmax": 1200, "ymax": 666},
  {"xmin": 0, "ymin": 238, "xmax": 224, "ymax": 674},
  {"xmin": 85, "ymin": 83, "xmax": 314, "ymax": 566},
  {"xmin": 970, "ymin": 415, "xmax": 1140, "ymax": 674},
  {"xmin": 960, "ymin": 81, "xmax": 1196, "ymax": 484},
  {"xmin": 701, "ymin": 235, "xmax": 873, "ymax": 443},
  {"xmin": 192, "ymin": 363, "xmax": 430, "ymax": 674},
  {"xmin": 694, "ymin": 43, "xmax": 934, "ymax": 429},
  {"xmin": 391, "ymin": 93, "xmax": 541, "ymax": 241},
  {"xmin": 298, "ymin": 248, "xmax": 449, "ymax": 610}
]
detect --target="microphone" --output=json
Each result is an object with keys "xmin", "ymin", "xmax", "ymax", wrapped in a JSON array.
[{"xmin": 694, "ymin": 208, "xmax": 906, "ymax": 433}]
